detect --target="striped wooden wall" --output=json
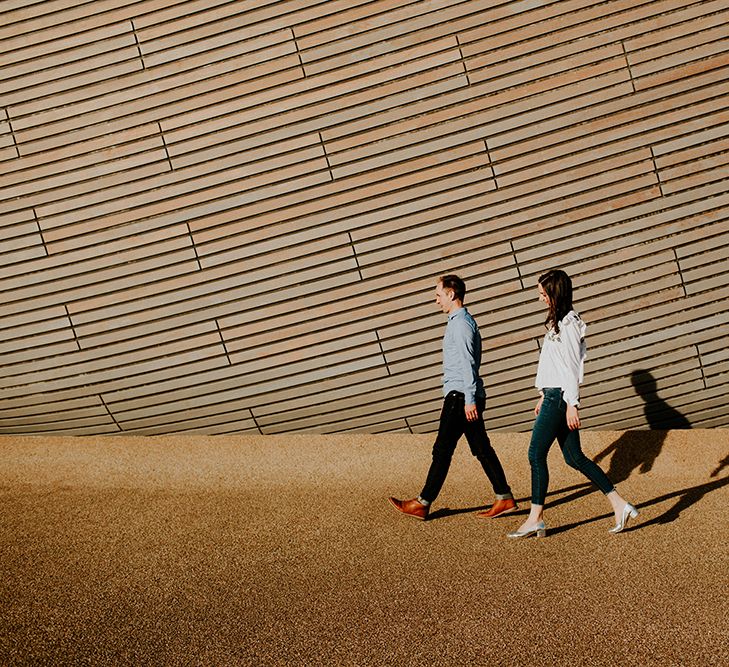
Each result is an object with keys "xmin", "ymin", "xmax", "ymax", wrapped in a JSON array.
[{"xmin": 1, "ymin": 0, "xmax": 727, "ymax": 436}]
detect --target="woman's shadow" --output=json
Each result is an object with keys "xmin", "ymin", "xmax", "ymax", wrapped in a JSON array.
[
  {"xmin": 581, "ymin": 370, "xmax": 691, "ymax": 490},
  {"xmin": 529, "ymin": 370, "xmax": 688, "ymax": 514},
  {"xmin": 629, "ymin": 369, "xmax": 692, "ymax": 430},
  {"xmin": 547, "ymin": 370, "xmax": 729, "ymax": 534},
  {"xmin": 431, "ymin": 370, "xmax": 728, "ymax": 526}
]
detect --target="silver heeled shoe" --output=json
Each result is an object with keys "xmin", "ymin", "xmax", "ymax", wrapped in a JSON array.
[
  {"xmin": 507, "ymin": 521, "xmax": 546, "ymax": 539},
  {"xmin": 609, "ymin": 503, "xmax": 639, "ymax": 533}
]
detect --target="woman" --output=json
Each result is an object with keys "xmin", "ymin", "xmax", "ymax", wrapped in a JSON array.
[{"xmin": 508, "ymin": 269, "xmax": 638, "ymax": 538}]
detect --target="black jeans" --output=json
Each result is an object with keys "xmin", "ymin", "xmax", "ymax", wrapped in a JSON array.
[
  {"xmin": 528, "ymin": 388, "xmax": 615, "ymax": 505},
  {"xmin": 420, "ymin": 391, "xmax": 512, "ymax": 503}
]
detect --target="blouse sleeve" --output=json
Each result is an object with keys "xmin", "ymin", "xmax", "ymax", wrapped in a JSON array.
[{"xmin": 559, "ymin": 316, "xmax": 586, "ymax": 407}]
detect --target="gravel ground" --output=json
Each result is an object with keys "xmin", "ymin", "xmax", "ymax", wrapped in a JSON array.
[{"xmin": 1, "ymin": 430, "xmax": 727, "ymax": 666}]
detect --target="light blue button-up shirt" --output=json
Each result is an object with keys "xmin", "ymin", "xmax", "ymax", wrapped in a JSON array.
[{"xmin": 442, "ymin": 307, "xmax": 485, "ymax": 405}]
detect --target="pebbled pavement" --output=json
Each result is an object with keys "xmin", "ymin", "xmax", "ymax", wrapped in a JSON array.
[{"xmin": 0, "ymin": 430, "xmax": 727, "ymax": 666}]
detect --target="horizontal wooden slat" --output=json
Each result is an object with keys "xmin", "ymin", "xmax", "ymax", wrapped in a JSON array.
[
  {"xmin": 35, "ymin": 142, "xmax": 325, "ymax": 228},
  {"xmin": 0, "ymin": 0, "xmax": 726, "ymax": 435}
]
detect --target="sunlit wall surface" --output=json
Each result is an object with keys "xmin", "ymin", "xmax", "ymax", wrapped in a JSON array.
[{"xmin": 1, "ymin": 0, "xmax": 727, "ymax": 435}]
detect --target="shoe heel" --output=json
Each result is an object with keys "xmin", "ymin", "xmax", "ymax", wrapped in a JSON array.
[
  {"xmin": 536, "ymin": 527, "xmax": 546, "ymax": 538},
  {"xmin": 609, "ymin": 503, "xmax": 639, "ymax": 533}
]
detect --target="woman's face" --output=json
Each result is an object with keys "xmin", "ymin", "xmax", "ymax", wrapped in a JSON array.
[{"xmin": 538, "ymin": 282, "xmax": 550, "ymax": 307}]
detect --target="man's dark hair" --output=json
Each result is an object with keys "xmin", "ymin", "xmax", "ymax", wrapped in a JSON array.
[{"xmin": 439, "ymin": 274, "xmax": 466, "ymax": 302}]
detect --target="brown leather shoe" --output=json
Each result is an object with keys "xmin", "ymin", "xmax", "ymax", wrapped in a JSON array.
[
  {"xmin": 388, "ymin": 497, "xmax": 429, "ymax": 520},
  {"xmin": 475, "ymin": 498, "xmax": 517, "ymax": 519}
]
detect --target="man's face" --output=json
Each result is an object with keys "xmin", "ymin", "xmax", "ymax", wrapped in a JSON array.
[{"xmin": 435, "ymin": 282, "xmax": 454, "ymax": 313}]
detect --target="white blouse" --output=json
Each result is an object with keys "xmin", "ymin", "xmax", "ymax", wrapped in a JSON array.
[{"xmin": 535, "ymin": 310, "xmax": 587, "ymax": 407}]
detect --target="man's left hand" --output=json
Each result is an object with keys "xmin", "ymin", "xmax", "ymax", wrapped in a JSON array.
[{"xmin": 465, "ymin": 404, "xmax": 478, "ymax": 422}]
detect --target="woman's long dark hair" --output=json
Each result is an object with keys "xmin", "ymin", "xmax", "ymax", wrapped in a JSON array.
[{"xmin": 538, "ymin": 269, "xmax": 573, "ymax": 334}]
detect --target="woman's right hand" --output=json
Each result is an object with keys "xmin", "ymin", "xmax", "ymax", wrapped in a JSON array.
[{"xmin": 535, "ymin": 396, "xmax": 544, "ymax": 416}]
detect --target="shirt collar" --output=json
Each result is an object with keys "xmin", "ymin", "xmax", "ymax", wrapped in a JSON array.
[{"xmin": 448, "ymin": 306, "xmax": 465, "ymax": 321}]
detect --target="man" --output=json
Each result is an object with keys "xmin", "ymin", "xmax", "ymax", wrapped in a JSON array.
[{"xmin": 388, "ymin": 274, "xmax": 516, "ymax": 520}]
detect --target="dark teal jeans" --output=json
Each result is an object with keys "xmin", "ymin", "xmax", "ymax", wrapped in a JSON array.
[{"xmin": 528, "ymin": 388, "xmax": 614, "ymax": 505}]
